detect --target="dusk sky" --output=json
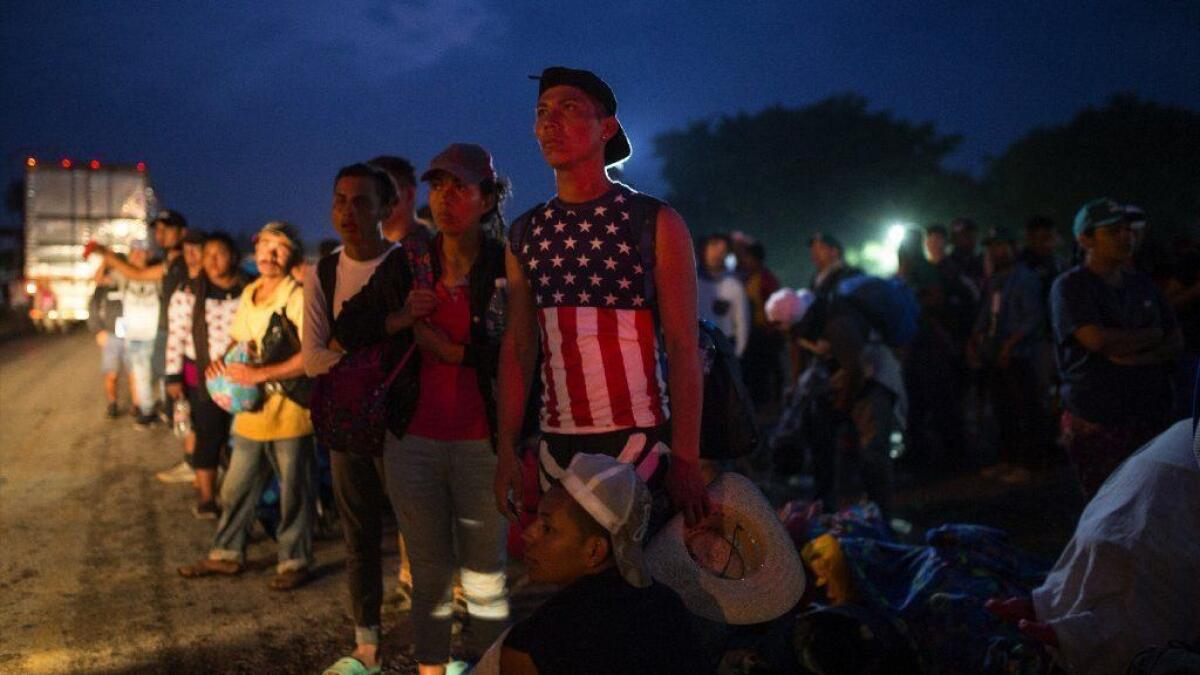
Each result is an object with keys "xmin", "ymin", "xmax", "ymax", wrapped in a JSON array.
[{"xmin": 4, "ymin": 1, "xmax": 1198, "ymax": 268}]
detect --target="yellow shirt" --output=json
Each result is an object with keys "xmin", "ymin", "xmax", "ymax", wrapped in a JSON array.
[{"xmin": 229, "ymin": 276, "xmax": 313, "ymax": 441}]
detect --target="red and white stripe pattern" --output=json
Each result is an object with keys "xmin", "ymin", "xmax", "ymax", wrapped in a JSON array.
[
  {"xmin": 518, "ymin": 185, "xmax": 670, "ymax": 433},
  {"xmin": 537, "ymin": 305, "xmax": 668, "ymax": 433}
]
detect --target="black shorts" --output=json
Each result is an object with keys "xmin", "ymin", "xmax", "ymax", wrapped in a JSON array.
[{"xmin": 189, "ymin": 386, "xmax": 232, "ymax": 470}]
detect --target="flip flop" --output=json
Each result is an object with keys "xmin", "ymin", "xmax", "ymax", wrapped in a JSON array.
[
  {"xmin": 177, "ymin": 559, "xmax": 243, "ymax": 578},
  {"xmin": 322, "ymin": 656, "xmax": 381, "ymax": 675}
]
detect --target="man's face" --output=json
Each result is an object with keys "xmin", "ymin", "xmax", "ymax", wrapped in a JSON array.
[
  {"xmin": 809, "ymin": 241, "xmax": 839, "ymax": 271},
  {"xmin": 202, "ymin": 240, "xmax": 235, "ymax": 280},
  {"xmin": 703, "ymin": 238, "xmax": 729, "ymax": 270},
  {"xmin": 522, "ymin": 487, "xmax": 599, "ymax": 586},
  {"xmin": 1025, "ymin": 228, "xmax": 1056, "ymax": 257},
  {"xmin": 332, "ymin": 176, "xmax": 385, "ymax": 245},
  {"xmin": 254, "ymin": 232, "xmax": 293, "ymax": 278},
  {"xmin": 535, "ymin": 85, "xmax": 616, "ymax": 170},
  {"xmin": 385, "ymin": 177, "xmax": 416, "ymax": 226},
  {"xmin": 924, "ymin": 232, "xmax": 946, "ymax": 261},
  {"xmin": 129, "ymin": 248, "xmax": 149, "ymax": 268},
  {"xmin": 157, "ymin": 223, "xmax": 185, "ymax": 250},
  {"xmin": 183, "ymin": 242, "xmax": 203, "ymax": 273},
  {"xmin": 985, "ymin": 240, "xmax": 1015, "ymax": 272},
  {"xmin": 952, "ymin": 229, "xmax": 977, "ymax": 252},
  {"xmin": 1080, "ymin": 221, "xmax": 1134, "ymax": 264},
  {"xmin": 428, "ymin": 172, "xmax": 492, "ymax": 237}
]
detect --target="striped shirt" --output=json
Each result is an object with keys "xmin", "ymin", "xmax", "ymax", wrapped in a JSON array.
[{"xmin": 515, "ymin": 184, "xmax": 669, "ymax": 434}]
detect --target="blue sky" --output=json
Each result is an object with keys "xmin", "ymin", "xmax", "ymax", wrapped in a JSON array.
[{"xmin": 3, "ymin": 1, "xmax": 1198, "ymax": 262}]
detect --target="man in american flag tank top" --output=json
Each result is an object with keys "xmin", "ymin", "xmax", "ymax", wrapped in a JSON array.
[{"xmin": 494, "ymin": 66, "xmax": 712, "ymax": 529}]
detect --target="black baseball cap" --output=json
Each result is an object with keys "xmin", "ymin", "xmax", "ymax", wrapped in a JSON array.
[
  {"xmin": 153, "ymin": 209, "xmax": 187, "ymax": 229},
  {"xmin": 531, "ymin": 66, "xmax": 632, "ymax": 166},
  {"xmin": 182, "ymin": 229, "xmax": 206, "ymax": 245}
]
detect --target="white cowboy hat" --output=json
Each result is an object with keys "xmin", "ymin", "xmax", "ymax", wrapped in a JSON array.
[{"xmin": 645, "ymin": 472, "xmax": 806, "ymax": 625}]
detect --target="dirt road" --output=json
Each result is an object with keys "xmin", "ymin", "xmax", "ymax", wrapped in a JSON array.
[{"xmin": 0, "ymin": 331, "xmax": 432, "ymax": 674}]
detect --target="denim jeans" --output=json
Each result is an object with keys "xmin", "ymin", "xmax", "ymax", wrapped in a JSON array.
[
  {"xmin": 209, "ymin": 434, "xmax": 315, "ymax": 573},
  {"xmin": 384, "ymin": 433, "xmax": 508, "ymax": 665},
  {"xmin": 124, "ymin": 338, "xmax": 155, "ymax": 415}
]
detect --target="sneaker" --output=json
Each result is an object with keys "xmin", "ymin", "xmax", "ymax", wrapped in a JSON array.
[
  {"xmin": 191, "ymin": 501, "xmax": 221, "ymax": 520},
  {"xmin": 106, "ymin": 403, "xmax": 120, "ymax": 419},
  {"xmin": 155, "ymin": 461, "xmax": 196, "ymax": 484},
  {"xmin": 134, "ymin": 412, "xmax": 157, "ymax": 429}
]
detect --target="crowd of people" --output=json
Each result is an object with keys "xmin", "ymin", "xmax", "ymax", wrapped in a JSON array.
[{"xmin": 80, "ymin": 65, "xmax": 1199, "ymax": 675}]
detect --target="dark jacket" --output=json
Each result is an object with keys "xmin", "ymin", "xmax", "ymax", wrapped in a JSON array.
[
  {"xmin": 334, "ymin": 235, "xmax": 506, "ymax": 445},
  {"xmin": 333, "ymin": 248, "xmax": 420, "ymax": 442}
]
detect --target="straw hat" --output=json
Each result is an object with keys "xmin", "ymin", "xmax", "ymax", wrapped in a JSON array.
[{"xmin": 645, "ymin": 472, "xmax": 806, "ymax": 625}]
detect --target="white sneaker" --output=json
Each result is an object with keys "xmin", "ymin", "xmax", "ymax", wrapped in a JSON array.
[{"xmin": 155, "ymin": 461, "xmax": 196, "ymax": 484}]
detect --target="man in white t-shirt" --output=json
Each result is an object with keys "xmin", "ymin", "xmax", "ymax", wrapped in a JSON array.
[
  {"xmin": 306, "ymin": 162, "xmax": 405, "ymax": 675},
  {"xmin": 696, "ymin": 232, "xmax": 750, "ymax": 356}
]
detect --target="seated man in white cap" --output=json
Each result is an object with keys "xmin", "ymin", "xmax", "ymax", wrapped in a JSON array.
[{"xmin": 498, "ymin": 453, "xmax": 711, "ymax": 675}]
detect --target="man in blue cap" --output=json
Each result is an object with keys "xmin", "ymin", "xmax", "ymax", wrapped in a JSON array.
[{"xmin": 1049, "ymin": 198, "xmax": 1183, "ymax": 496}]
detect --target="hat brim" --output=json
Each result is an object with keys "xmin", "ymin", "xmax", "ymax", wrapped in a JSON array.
[
  {"xmin": 645, "ymin": 472, "xmax": 806, "ymax": 625},
  {"xmin": 420, "ymin": 165, "xmax": 490, "ymax": 186},
  {"xmin": 605, "ymin": 123, "xmax": 632, "ymax": 167}
]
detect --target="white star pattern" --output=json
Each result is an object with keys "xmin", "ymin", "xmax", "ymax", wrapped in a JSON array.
[{"xmin": 518, "ymin": 186, "xmax": 651, "ymax": 312}]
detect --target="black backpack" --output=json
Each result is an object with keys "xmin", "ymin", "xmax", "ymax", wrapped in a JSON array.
[{"xmin": 509, "ymin": 186, "xmax": 761, "ymax": 460}]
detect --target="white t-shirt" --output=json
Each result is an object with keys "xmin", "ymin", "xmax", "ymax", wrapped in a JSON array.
[
  {"xmin": 697, "ymin": 270, "xmax": 750, "ymax": 356},
  {"xmin": 302, "ymin": 245, "xmax": 398, "ymax": 377}
]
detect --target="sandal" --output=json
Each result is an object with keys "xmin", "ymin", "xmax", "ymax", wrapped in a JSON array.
[
  {"xmin": 268, "ymin": 567, "xmax": 311, "ymax": 591},
  {"xmin": 322, "ymin": 656, "xmax": 381, "ymax": 675},
  {"xmin": 177, "ymin": 558, "xmax": 243, "ymax": 578}
]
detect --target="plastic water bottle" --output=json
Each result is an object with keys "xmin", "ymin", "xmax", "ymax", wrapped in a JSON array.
[
  {"xmin": 173, "ymin": 398, "xmax": 192, "ymax": 438},
  {"xmin": 485, "ymin": 278, "xmax": 507, "ymax": 339}
]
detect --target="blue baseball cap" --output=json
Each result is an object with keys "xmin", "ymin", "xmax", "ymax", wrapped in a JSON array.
[{"xmin": 1073, "ymin": 198, "xmax": 1128, "ymax": 238}]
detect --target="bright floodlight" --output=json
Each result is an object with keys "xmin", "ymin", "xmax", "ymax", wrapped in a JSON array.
[{"xmin": 885, "ymin": 224, "xmax": 908, "ymax": 248}]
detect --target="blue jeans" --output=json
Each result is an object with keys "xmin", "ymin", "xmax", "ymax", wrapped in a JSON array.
[
  {"xmin": 124, "ymin": 338, "xmax": 155, "ymax": 415},
  {"xmin": 384, "ymin": 433, "xmax": 508, "ymax": 664},
  {"xmin": 209, "ymin": 434, "xmax": 315, "ymax": 573}
]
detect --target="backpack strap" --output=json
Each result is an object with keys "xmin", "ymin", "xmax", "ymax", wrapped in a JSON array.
[
  {"xmin": 317, "ymin": 251, "xmax": 340, "ymax": 319},
  {"xmin": 625, "ymin": 191, "xmax": 663, "ymax": 309},
  {"xmin": 507, "ymin": 202, "xmax": 546, "ymax": 258}
]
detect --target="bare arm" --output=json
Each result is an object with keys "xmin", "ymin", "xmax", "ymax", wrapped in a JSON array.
[
  {"xmin": 655, "ymin": 206, "xmax": 711, "ymax": 525},
  {"xmin": 101, "ymin": 248, "xmax": 168, "ymax": 282},
  {"xmin": 500, "ymin": 647, "xmax": 539, "ymax": 675},
  {"xmin": 1073, "ymin": 325, "xmax": 1163, "ymax": 358},
  {"xmin": 1110, "ymin": 327, "xmax": 1184, "ymax": 366},
  {"xmin": 494, "ymin": 248, "xmax": 538, "ymax": 518}
]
